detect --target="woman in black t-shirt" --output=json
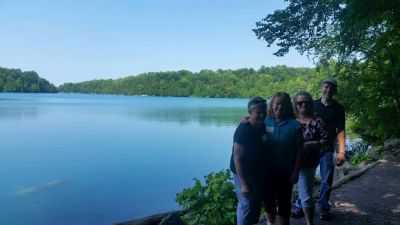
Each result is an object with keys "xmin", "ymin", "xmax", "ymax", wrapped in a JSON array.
[{"xmin": 230, "ymin": 96, "xmax": 267, "ymax": 225}]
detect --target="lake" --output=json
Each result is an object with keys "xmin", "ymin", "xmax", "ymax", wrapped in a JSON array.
[{"xmin": 0, "ymin": 93, "xmax": 247, "ymax": 225}]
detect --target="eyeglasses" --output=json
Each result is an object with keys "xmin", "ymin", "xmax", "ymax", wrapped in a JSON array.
[{"xmin": 296, "ymin": 101, "xmax": 309, "ymax": 106}]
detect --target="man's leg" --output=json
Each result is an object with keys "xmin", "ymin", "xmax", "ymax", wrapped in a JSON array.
[{"xmin": 318, "ymin": 152, "xmax": 334, "ymax": 220}]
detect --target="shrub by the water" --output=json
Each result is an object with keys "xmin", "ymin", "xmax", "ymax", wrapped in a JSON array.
[
  {"xmin": 349, "ymin": 142, "xmax": 387, "ymax": 165},
  {"xmin": 175, "ymin": 169, "xmax": 237, "ymax": 225}
]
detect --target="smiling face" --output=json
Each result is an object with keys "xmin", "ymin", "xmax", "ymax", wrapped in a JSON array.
[
  {"xmin": 321, "ymin": 83, "xmax": 337, "ymax": 100},
  {"xmin": 248, "ymin": 104, "xmax": 266, "ymax": 127},
  {"xmin": 295, "ymin": 94, "xmax": 312, "ymax": 115},
  {"xmin": 272, "ymin": 96, "xmax": 284, "ymax": 119}
]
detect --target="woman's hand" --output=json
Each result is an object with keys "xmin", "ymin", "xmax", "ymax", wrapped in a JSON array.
[
  {"xmin": 241, "ymin": 183, "xmax": 250, "ymax": 197},
  {"xmin": 240, "ymin": 116, "xmax": 250, "ymax": 124}
]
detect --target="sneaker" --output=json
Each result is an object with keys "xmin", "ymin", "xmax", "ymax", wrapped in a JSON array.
[
  {"xmin": 291, "ymin": 207, "xmax": 304, "ymax": 218},
  {"xmin": 319, "ymin": 210, "xmax": 333, "ymax": 221}
]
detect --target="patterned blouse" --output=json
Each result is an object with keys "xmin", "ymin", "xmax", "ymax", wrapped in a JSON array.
[
  {"xmin": 300, "ymin": 116, "xmax": 329, "ymax": 167},
  {"xmin": 301, "ymin": 116, "xmax": 329, "ymax": 142}
]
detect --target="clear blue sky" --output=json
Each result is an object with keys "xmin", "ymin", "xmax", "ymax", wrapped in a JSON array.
[{"xmin": 0, "ymin": 0, "xmax": 314, "ymax": 85}]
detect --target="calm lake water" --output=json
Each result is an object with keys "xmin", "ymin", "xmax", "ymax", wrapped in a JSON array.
[{"xmin": 0, "ymin": 93, "xmax": 247, "ymax": 225}]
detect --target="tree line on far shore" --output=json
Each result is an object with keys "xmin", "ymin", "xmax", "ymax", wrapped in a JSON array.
[
  {"xmin": 0, "ymin": 67, "xmax": 57, "ymax": 93},
  {"xmin": 58, "ymin": 66, "xmax": 318, "ymax": 98},
  {"xmin": 2, "ymin": 61, "xmax": 399, "ymax": 144}
]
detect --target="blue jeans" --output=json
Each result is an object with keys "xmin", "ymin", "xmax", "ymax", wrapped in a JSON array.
[
  {"xmin": 318, "ymin": 152, "xmax": 334, "ymax": 211},
  {"xmin": 233, "ymin": 173, "xmax": 262, "ymax": 225},
  {"xmin": 294, "ymin": 167, "xmax": 317, "ymax": 209},
  {"xmin": 294, "ymin": 152, "xmax": 334, "ymax": 211}
]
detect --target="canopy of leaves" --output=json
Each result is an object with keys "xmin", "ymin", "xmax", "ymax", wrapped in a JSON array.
[
  {"xmin": 254, "ymin": 0, "xmax": 400, "ymax": 142},
  {"xmin": 0, "ymin": 67, "xmax": 57, "ymax": 93},
  {"xmin": 254, "ymin": 0, "xmax": 400, "ymax": 61},
  {"xmin": 58, "ymin": 66, "xmax": 316, "ymax": 99}
]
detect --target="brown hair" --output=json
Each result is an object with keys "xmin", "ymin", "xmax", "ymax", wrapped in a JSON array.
[
  {"xmin": 293, "ymin": 91, "xmax": 314, "ymax": 117},
  {"xmin": 267, "ymin": 92, "xmax": 295, "ymax": 119}
]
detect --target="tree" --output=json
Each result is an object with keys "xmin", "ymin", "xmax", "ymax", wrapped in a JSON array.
[
  {"xmin": 253, "ymin": 0, "xmax": 400, "ymax": 141},
  {"xmin": 0, "ymin": 67, "xmax": 57, "ymax": 93}
]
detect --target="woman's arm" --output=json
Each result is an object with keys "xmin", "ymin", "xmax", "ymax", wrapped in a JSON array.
[
  {"xmin": 291, "ymin": 128, "xmax": 304, "ymax": 184},
  {"xmin": 233, "ymin": 143, "xmax": 250, "ymax": 197}
]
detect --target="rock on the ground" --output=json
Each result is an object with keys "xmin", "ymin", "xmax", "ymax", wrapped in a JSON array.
[{"xmin": 384, "ymin": 138, "xmax": 400, "ymax": 150}]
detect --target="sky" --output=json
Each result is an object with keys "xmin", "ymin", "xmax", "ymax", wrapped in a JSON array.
[{"xmin": 0, "ymin": 0, "xmax": 314, "ymax": 85}]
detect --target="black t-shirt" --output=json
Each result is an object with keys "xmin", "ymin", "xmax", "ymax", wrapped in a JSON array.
[
  {"xmin": 314, "ymin": 98, "xmax": 345, "ymax": 151},
  {"xmin": 229, "ymin": 123, "xmax": 266, "ymax": 177}
]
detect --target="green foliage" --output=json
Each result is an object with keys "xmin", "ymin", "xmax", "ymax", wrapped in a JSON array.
[
  {"xmin": 349, "ymin": 143, "xmax": 387, "ymax": 165},
  {"xmin": 254, "ymin": 0, "xmax": 400, "ymax": 143},
  {"xmin": 316, "ymin": 61, "xmax": 400, "ymax": 142},
  {"xmin": 58, "ymin": 66, "xmax": 316, "ymax": 99},
  {"xmin": 254, "ymin": 0, "xmax": 400, "ymax": 61},
  {"xmin": 348, "ymin": 142, "xmax": 369, "ymax": 166},
  {"xmin": 0, "ymin": 67, "xmax": 57, "ymax": 93},
  {"xmin": 175, "ymin": 169, "xmax": 237, "ymax": 225}
]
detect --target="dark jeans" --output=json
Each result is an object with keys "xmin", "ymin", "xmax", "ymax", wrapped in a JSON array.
[{"xmin": 319, "ymin": 152, "xmax": 334, "ymax": 211}]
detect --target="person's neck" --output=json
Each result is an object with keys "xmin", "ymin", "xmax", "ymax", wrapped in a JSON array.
[
  {"xmin": 275, "ymin": 116, "xmax": 282, "ymax": 123},
  {"xmin": 321, "ymin": 96, "xmax": 333, "ymax": 106},
  {"xmin": 297, "ymin": 113, "xmax": 307, "ymax": 120},
  {"xmin": 249, "ymin": 119, "xmax": 261, "ymax": 128}
]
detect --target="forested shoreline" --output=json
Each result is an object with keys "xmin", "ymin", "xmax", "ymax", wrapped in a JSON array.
[
  {"xmin": 0, "ymin": 67, "xmax": 57, "ymax": 93},
  {"xmin": 3, "ymin": 62, "xmax": 399, "ymax": 143},
  {"xmin": 58, "ymin": 66, "xmax": 317, "ymax": 98}
]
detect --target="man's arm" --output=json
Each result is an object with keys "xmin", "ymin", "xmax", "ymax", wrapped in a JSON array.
[
  {"xmin": 336, "ymin": 130, "xmax": 346, "ymax": 165},
  {"xmin": 336, "ymin": 104, "xmax": 346, "ymax": 165},
  {"xmin": 233, "ymin": 143, "xmax": 250, "ymax": 197}
]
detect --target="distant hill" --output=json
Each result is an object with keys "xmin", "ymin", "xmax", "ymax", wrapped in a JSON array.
[
  {"xmin": 58, "ymin": 66, "xmax": 317, "ymax": 98},
  {"xmin": 0, "ymin": 67, "xmax": 57, "ymax": 93}
]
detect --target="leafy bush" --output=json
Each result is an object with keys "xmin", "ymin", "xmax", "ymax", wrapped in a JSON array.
[
  {"xmin": 350, "ymin": 151, "xmax": 372, "ymax": 165},
  {"xmin": 349, "ymin": 142, "xmax": 371, "ymax": 165},
  {"xmin": 175, "ymin": 169, "xmax": 237, "ymax": 225},
  {"xmin": 349, "ymin": 142, "xmax": 387, "ymax": 165}
]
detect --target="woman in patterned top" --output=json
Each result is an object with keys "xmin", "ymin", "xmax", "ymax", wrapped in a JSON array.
[{"xmin": 291, "ymin": 91, "xmax": 329, "ymax": 225}]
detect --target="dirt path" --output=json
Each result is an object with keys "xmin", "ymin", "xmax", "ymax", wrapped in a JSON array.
[{"xmin": 291, "ymin": 151, "xmax": 400, "ymax": 225}]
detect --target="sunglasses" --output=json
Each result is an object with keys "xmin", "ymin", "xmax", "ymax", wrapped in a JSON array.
[
  {"xmin": 296, "ymin": 101, "xmax": 310, "ymax": 106},
  {"xmin": 252, "ymin": 99, "xmax": 266, "ymax": 104}
]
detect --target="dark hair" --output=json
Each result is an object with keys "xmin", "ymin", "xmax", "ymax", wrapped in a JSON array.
[
  {"xmin": 247, "ymin": 96, "xmax": 267, "ymax": 112},
  {"xmin": 267, "ymin": 92, "xmax": 295, "ymax": 119},
  {"xmin": 293, "ymin": 91, "xmax": 314, "ymax": 117}
]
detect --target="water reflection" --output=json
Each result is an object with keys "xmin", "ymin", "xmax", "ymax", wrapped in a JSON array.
[
  {"xmin": 0, "ymin": 107, "xmax": 39, "ymax": 120},
  {"xmin": 134, "ymin": 107, "xmax": 246, "ymax": 126}
]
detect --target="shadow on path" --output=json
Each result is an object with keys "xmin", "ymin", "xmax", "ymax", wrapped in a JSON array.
[{"xmin": 291, "ymin": 152, "xmax": 400, "ymax": 225}]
